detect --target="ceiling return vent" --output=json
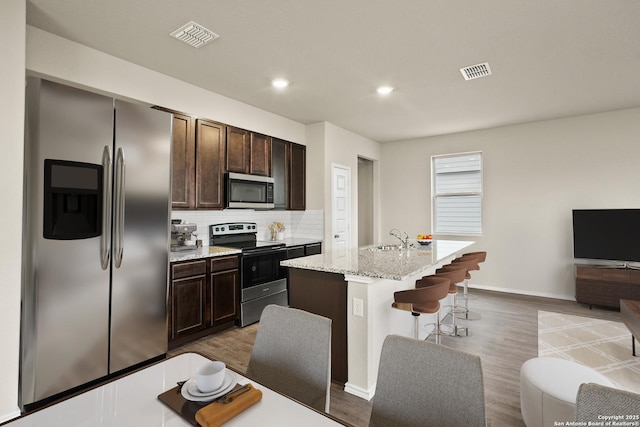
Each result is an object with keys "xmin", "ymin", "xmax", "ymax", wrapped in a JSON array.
[
  {"xmin": 170, "ymin": 21, "xmax": 219, "ymax": 48},
  {"xmin": 460, "ymin": 62, "xmax": 492, "ymax": 81}
]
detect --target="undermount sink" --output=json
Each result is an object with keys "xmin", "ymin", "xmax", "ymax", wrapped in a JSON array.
[{"xmin": 367, "ymin": 244, "xmax": 404, "ymax": 251}]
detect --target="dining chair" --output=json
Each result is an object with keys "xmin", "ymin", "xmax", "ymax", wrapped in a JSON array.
[
  {"xmin": 246, "ymin": 304, "xmax": 332, "ymax": 412},
  {"xmin": 575, "ymin": 383, "xmax": 640, "ymax": 422},
  {"xmin": 369, "ymin": 334, "xmax": 487, "ymax": 427}
]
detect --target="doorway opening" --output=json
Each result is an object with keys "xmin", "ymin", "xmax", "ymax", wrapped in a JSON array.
[{"xmin": 357, "ymin": 157, "xmax": 374, "ymax": 247}]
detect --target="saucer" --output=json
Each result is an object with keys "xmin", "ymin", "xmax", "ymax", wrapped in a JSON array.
[{"xmin": 181, "ymin": 371, "xmax": 236, "ymax": 402}]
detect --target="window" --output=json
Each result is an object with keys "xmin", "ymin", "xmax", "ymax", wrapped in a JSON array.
[{"xmin": 432, "ymin": 152, "xmax": 482, "ymax": 235}]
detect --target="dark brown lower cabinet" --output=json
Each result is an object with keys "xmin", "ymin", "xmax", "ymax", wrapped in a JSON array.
[
  {"xmin": 169, "ymin": 255, "xmax": 240, "ymax": 348},
  {"xmin": 575, "ymin": 265, "xmax": 640, "ymax": 309},
  {"xmin": 288, "ymin": 267, "xmax": 347, "ymax": 384},
  {"xmin": 209, "ymin": 257, "xmax": 240, "ymax": 325},
  {"xmin": 169, "ymin": 260, "xmax": 207, "ymax": 341}
]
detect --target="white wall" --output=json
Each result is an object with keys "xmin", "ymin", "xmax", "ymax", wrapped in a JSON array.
[
  {"xmin": 0, "ymin": 0, "xmax": 25, "ymax": 421},
  {"xmin": 381, "ymin": 108, "xmax": 640, "ymax": 299},
  {"xmin": 26, "ymin": 26, "xmax": 306, "ymax": 145},
  {"xmin": 322, "ymin": 123, "xmax": 381, "ymax": 251},
  {"xmin": 305, "ymin": 122, "xmax": 326, "ymax": 210}
]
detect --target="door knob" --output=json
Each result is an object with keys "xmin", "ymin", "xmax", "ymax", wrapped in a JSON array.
[{"xmin": 334, "ymin": 234, "xmax": 339, "ymax": 238}]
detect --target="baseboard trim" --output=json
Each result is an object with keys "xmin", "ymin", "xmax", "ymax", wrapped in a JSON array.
[
  {"xmin": 344, "ymin": 382, "xmax": 375, "ymax": 401},
  {"xmin": 467, "ymin": 283, "xmax": 575, "ymax": 302},
  {"xmin": 0, "ymin": 408, "xmax": 21, "ymax": 424}
]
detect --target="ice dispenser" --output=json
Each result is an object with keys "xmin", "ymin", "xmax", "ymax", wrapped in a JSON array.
[{"xmin": 43, "ymin": 159, "xmax": 103, "ymax": 240}]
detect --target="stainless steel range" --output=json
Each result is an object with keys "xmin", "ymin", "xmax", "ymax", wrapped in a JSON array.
[{"xmin": 209, "ymin": 222, "xmax": 288, "ymax": 326}]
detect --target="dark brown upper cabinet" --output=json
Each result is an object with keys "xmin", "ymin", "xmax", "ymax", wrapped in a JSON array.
[
  {"xmin": 272, "ymin": 139, "xmax": 306, "ymax": 210},
  {"xmin": 226, "ymin": 126, "xmax": 271, "ymax": 177},
  {"xmin": 289, "ymin": 142, "xmax": 306, "ymax": 210},
  {"xmin": 171, "ymin": 113, "xmax": 196, "ymax": 209},
  {"xmin": 195, "ymin": 119, "xmax": 226, "ymax": 209},
  {"xmin": 271, "ymin": 138, "xmax": 290, "ymax": 210},
  {"xmin": 169, "ymin": 113, "xmax": 225, "ymax": 210},
  {"xmin": 225, "ymin": 126, "xmax": 250, "ymax": 174},
  {"xmin": 168, "ymin": 108, "xmax": 301, "ymax": 210},
  {"xmin": 249, "ymin": 132, "xmax": 271, "ymax": 176}
]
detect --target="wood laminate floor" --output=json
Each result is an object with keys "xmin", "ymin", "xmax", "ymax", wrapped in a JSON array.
[{"xmin": 169, "ymin": 289, "xmax": 622, "ymax": 427}]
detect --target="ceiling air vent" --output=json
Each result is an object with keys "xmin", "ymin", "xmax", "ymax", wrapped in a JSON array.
[
  {"xmin": 170, "ymin": 21, "xmax": 219, "ymax": 48},
  {"xmin": 460, "ymin": 62, "xmax": 492, "ymax": 81}
]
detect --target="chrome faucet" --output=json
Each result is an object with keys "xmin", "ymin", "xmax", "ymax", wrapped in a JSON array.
[{"xmin": 389, "ymin": 228, "xmax": 410, "ymax": 249}]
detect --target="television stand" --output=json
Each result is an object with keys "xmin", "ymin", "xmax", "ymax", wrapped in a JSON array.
[{"xmin": 575, "ymin": 264, "xmax": 640, "ymax": 309}]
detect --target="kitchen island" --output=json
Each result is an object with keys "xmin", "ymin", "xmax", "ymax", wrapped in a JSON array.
[{"xmin": 281, "ymin": 239, "xmax": 474, "ymax": 400}]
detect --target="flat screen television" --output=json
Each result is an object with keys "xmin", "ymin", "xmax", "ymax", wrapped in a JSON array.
[{"xmin": 572, "ymin": 209, "xmax": 640, "ymax": 262}]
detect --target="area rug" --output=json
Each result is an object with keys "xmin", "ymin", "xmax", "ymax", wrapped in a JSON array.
[{"xmin": 538, "ymin": 310, "xmax": 640, "ymax": 394}]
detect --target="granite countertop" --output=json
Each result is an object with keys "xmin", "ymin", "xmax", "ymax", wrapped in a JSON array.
[
  {"xmin": 280, "ymin": 239, "xmax": 474, "ymax": 281},
  {"xmin": 169, "ymin": 246, "xmax": 241, "ymax": 263},
  {"xmin": 170, "ymin": 238, "xmax": 322, "ymax": 263}
]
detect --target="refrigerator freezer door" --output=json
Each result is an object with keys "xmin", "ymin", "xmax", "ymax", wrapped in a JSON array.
[
  {"xmin": 110, "ymin": 101, "xmax": 171, "ymax": 373},
  {"xmin": 21, "ymin": 79, "xmax": 112, "ymax": 406}
]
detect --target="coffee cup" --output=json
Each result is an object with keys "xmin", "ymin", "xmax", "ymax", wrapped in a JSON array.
[{"xmin": 195, "ymin": 361, "xmax": 226, "ymax": 393}]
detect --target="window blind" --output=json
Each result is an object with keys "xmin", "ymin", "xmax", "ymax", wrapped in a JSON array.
[{"xmin": 433, "ymin": 153, "xmax": 482, "ymax": 235}]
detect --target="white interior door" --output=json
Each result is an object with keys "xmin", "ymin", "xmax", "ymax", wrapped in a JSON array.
[{"xmin": 332, "ymin": 163, "xmax": 351, "ymax": 256}]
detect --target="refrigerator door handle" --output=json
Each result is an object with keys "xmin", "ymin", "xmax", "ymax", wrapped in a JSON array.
[
  {"xmin": 101, "ymin": 145, "xmax": 112, "ymax": 270},
  {"xmin": 114, "ymin": 147, "xmax": 126, "ymax": 268}
]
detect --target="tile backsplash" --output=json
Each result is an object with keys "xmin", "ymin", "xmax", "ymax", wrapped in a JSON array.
[{"xmin": 171, "ymin": 210, "xmax": 324, "ymax": 244}]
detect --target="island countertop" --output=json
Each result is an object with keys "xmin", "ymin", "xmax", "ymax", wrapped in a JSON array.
[{"xmin": 281, "ymin": 239, "xmax": 474, "ymax": 281}]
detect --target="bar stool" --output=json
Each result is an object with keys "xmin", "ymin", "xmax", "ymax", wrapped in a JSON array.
[
  {"xmin": 433, "ymin": 266, "xmax": 470, "ymax": 337},
  {"xmin": 452, "ymin": 251, "xmax": 486, "ymax": 300},
  {"xmin": 392, "ymin": 276, "xmax": 450, "ymax": 343},
  {"xmin": 452, "ymin": 251, "xmax": 486, "ymax": 320}
]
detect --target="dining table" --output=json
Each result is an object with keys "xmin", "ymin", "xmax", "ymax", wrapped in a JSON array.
[{"xmin": 3, "ymin": 352, "xmax": 348, "ymax": 426}]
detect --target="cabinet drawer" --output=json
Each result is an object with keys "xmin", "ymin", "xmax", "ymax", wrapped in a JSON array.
[
  {"xmin": 172, "ymin": 260, "xmax": 206, "ymax": 279},
  {"xmin": 575, "ymin": 279, "xmax": 600, "ymax": 295},
  {"xmin": 211, "ymin": 255, "xmax": 239, "ymax": 273},
  {"xmin": 305, "ymin": 243, "xmax": 322, "ymax": 256},
  {"xmin": 603, "ymin": 269, "xmax": 630, "ymax": 282},
  {"xmin": 576, "ymin": 266, "xmax": 602, "ymax": 280},
  {"xmin": 287, "ymin": 246, "xmax": 305, "ymax": 259}
]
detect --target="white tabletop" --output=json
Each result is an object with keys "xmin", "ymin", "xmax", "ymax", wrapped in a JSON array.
[{"xmin": 7, "ymin": 353, "xmax": 345, "ymax": 426}]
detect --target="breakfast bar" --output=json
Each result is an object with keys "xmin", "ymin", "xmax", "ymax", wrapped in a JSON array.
[{"xmin": 282, "ymin": 239, "xmax": 474, "ymax": 400}]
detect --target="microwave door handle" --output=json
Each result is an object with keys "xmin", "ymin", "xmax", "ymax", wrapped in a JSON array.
[
  {"xmin": 100, "ymin": 145, "xmax": 112, "ymax": 270},
  {"xmin": 114, "ymin": 147, "xmax": 126, "ymax": 268}
]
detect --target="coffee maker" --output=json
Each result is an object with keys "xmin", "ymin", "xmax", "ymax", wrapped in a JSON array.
[{"xmin": 170, "ymin": 220, "xmax": 198, "ymax": 251}]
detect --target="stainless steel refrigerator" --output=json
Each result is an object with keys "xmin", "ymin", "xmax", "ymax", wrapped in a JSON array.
[{"xmin": 20, "ymin": 78, "xmax": 172, "ymax": 410}]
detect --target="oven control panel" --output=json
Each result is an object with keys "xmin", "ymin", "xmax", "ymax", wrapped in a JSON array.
[{"xmin": 210, "ymin": 222, "xmax": 257, "ymax": 236}]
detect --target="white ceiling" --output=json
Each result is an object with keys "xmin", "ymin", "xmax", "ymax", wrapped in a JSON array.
[{"xmin": 26, "ymin": 0, "xmax": 640, "ymax": 143}]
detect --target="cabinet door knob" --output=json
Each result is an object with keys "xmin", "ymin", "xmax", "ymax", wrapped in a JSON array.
[{"xmin": 334, "ymin": 234, "xmax": 339, "ymax": 238}]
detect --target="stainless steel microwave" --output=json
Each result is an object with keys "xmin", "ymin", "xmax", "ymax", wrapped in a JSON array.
[{"xmin": 225, "ymin": 172, "xmax": 275, "ymax": 209}]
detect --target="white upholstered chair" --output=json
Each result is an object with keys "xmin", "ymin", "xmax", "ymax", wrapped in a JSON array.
[
  {"xmin": 369, "ymin": 334, "xmax": 487, "ymax": 427},
  {"xmin": 246, "ymin": 304, "xmax": 332, "ymax": 412}
]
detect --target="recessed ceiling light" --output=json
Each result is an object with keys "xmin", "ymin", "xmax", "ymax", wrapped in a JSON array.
[
  {"xmin": 377, "ymin": 86, "xmax": 393, "ymax": 95},
  {"xmin": 272, "ymin": 79, "xmax": 289, "ymax": 89}
]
